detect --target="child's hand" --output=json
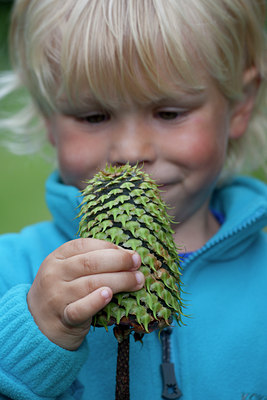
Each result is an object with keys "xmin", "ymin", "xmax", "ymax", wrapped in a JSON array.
[{"xmin": 27, "ymin": 238, "xmax": 143, "ymax": 350}]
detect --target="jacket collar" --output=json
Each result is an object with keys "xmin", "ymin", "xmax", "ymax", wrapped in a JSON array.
[
  {"xmin": 186, "ymin": 175, "xmax": 267, "ymax": 263},
  {"xmin": 45, "ymin": 171, "xmax": 82, "ymax": 240}
]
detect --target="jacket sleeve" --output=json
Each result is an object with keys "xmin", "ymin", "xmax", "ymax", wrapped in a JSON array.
[
  {"xmin": 0, "ymin": 229, "xmax": 88, "ymax": 400},
  {"xmin": 0, "ymin": 284, "xmax": 89, "ymax": 400}
]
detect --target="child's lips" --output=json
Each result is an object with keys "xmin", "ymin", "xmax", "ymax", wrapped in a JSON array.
[{"xmin": 158, "ymin": 183, "xmax": 168, "ymax": 190}]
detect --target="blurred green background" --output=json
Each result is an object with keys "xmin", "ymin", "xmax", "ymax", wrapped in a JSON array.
[
  {"xmin": 0, "ymin": 2, "xmax": 266, "ymax": 234},
  {"xmin": 0, "ymin": 2, "xmax": 51, "ymax": 234}
]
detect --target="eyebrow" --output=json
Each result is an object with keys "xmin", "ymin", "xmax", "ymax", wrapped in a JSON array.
[
  {"xmin": 150, "ymin": 90, "xmax": 207, "ymax": 107},
  {"xmin": 56, "ymin": 97, "xmax": 104, "ymax": 114}
]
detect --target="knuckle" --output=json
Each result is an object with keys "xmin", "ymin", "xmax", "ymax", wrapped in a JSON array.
[
  {"xmin": 96, "ymin": 239, "xmax": 117, "ymax": 249},
  {"xmin": 85, "ymin": 277, "xmax": 96, "ymax": 294},
  {"xmin": 104, "ymin": 242, "xmax": 118, "ymax": 250},
  {"xmin": 82, "ymin": 255, "xmax": 98, "ymax": 274},
  {"xmin": 40, "ymin": 267, "xmax": 57, "ymax": 290},
  {"xmin": 72, "ymin": 238, "xmax": 88, "ymax": 253},
  {"xmin": 48, "ymin": 291, "xmax": 62, "ymax": 311},
  {"xmin": 64, "ymin": 304, "xmax": 79, "ymax": 326}
]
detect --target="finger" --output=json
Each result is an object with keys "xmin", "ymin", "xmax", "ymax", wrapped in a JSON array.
[
  {"xmin": 67, "ymin": 270, "xmax": 145, "ymax": 301},
  {"xmin": 63, "ymin": 287, "xmax": 113, "ymax": 326},
  {"xmin": 53, "ymin": 238, "xmax": 118, "ymax": 259},
  {"xmin": 61, "ymin": 248, "xmax": 141, "ymax": 281}
]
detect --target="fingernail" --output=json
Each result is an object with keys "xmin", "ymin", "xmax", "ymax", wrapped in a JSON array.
[
  {"xmin": 135, "ymin": 271, "xmax": 144, "ymax": 285},
  {"xmin": 101, "ymin": 289, "xmax": 111, "ymax": 300},
  {"xmin": 132, "ymin": 253, "xmax": 141, "ymax": 269}
]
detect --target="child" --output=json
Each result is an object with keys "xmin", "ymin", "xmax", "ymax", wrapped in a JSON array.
[{"xmin": 0, "ymin": 0, "xmax": 266, "ymax": 399}]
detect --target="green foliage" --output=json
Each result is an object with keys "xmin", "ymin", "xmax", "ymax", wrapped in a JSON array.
[
  {"xmin": 0, "ymin": 148, "xmax": 52, "ymax": 234},
  {"xmin": 0, "ymin": 3, "xmax": 51, "ymax": 234}
]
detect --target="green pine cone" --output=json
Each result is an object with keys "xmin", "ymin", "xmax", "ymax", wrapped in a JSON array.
[{"xmin": 78, "ymin": 164, "xmax": 183, "ymax": 335}]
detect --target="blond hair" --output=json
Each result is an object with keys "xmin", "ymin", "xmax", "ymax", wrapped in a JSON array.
[{"xmin": 0, "ymin": 0, "xmax": 266, "ymax": 176}]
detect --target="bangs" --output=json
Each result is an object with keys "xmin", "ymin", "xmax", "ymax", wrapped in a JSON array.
[
  {"xmin": 19, "ymin": 0, "xmax": 206, "ymax": 115},
  {"xmin": 58, "ymin": 1, "xmax": 205, "ymax": 112},
  {"xmin": 13, "ymin": 0, "xmax": 265, "ymax": 115}
]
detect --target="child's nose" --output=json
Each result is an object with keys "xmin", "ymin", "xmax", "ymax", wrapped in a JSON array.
[{"xmin": 109, "ymin": 121, "xmax": 157, "ymax": 166}]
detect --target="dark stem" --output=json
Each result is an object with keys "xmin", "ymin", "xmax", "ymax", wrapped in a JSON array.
[{"xmin": 115, "ymin": 326, "xmax": 130, "ymax": 400}]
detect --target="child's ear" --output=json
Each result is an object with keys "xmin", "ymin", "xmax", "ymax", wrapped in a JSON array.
[
  {"xmin": 44, "ymin": 118, "xmax": 56, "ymax": 146},
  {"xmin": 229, "ymin": 66, "xmax": 261, "ymax": 139}
]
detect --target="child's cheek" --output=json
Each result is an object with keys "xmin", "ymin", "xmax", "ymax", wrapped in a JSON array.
[
  {"xmin": 56, "ymin": 137, "xmax": 105, "ymax": 188},
  {"xmin": 188, "ymin": 136, "xmax": 223, "ymax": 167},
  {"xmin": 178, "ymin": 114, "xmax": 229, "ymax": 169},
  {"xmin": 166, "ymin": 133, "xmax": 225, "ymax": 169}
]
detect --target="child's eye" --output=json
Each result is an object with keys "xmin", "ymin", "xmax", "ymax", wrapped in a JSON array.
[
  {"xmin": 157, "ymin": 110, "xmax": 186, "ymax": 121},
  {"xmin": 83, "ymin": 112, "xmax": 110, "ymax": 124}
]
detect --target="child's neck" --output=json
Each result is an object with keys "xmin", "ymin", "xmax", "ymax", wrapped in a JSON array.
[{"xmin": 172, "ymin": 202, "xmax": 220, "ymax": 253}]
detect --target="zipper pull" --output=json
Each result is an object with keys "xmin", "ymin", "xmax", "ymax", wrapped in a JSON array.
[
  {"xmin": 161, "ymin": 362, "xmax": 182, "ymax": 399},
  {"xmin": 161, "ymin": 328, "xmax": 182, "ymax": 399}
]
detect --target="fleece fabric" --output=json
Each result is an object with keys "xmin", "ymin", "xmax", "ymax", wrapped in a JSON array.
[{"xmin": 0, "ymin": 171, "xmax": 267, "ymax": 400}]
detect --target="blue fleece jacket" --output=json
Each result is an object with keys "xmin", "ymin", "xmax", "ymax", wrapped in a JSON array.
[{"xmin": 0, "ymin": 171, "xmax": 267, "ymax": 400}]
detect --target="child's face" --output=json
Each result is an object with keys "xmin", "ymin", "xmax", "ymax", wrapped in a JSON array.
[{"xmin": 46, "ymin": 77, "xmax": 234, "ymax": 224}]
